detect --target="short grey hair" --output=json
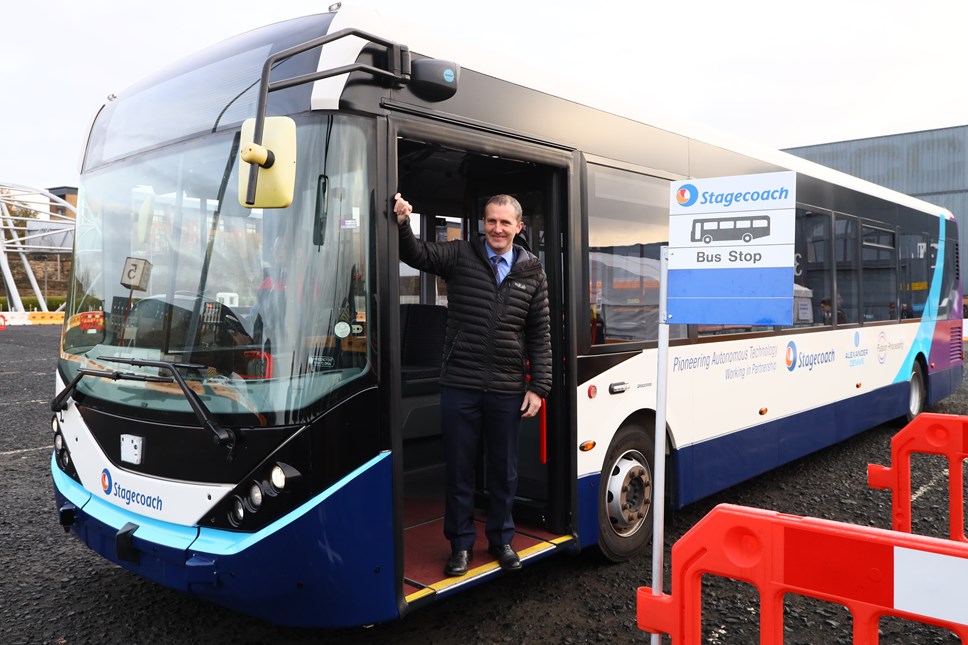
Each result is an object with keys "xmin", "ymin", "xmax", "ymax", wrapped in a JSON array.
[{"xmin": 485, "ymin": 194, "xmax": 523, "ymax": 222}]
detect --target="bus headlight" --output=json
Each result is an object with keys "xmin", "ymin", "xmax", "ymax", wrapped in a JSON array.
[
  {"xmin": 230, "ymin": 496, "xmax": 245, "ymax": 525},
  {"xmin": 54, "ymin": 433, "xmax": 64, "ymax": 452},
  {"xmin": 51, "ymin": 416, "xmax": 59, "ymax": 433},
  {"xmin": 248, "ymin": 482, "xmax": 263, "ymax": 510},
  {"xmin": 270, "ymin": 465, "xmax": 286, "ymax": 491},
  {"xmin": 269, "ymin": 462, "xmax": 302, "ymax": 493}
]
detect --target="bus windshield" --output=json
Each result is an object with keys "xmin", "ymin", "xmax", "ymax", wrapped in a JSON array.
[{"xmin": 60, "ymin": 113, "xmax": 375, "ymax": 424}]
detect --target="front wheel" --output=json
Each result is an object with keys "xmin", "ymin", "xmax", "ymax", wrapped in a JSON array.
[
  {"xmin": 598, "ymin": 423, "xmax": 655, "ymax": 562},
  {"xmin": 907, "ymin": 361, "xmax": 926, "ymax": 422}
]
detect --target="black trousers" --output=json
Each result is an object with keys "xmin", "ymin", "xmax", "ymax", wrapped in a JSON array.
[{"xmin": 440, "ymin": 386, "xmax": 524, "ymax": 551}]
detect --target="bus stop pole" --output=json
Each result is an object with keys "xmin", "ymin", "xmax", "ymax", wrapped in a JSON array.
[{"xmin": 650, "ymin": 246, "xmax": 671, "ymax": 645}]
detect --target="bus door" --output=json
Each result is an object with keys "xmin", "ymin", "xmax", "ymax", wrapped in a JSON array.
[{"xmin": 392, "ymin": 126, "xmax": 573, "ymax": 580}]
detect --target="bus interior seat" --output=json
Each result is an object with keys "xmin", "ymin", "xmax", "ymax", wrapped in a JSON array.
[{"xmin": 400, "ymin": 303, "xmax": 447, "ymax": 396}]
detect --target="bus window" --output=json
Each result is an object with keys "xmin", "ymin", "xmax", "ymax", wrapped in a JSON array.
[
  {"xmin": 399, "ymin": 212, "xmax": 423, "ymax": 305},
  {"xmin": 398, "ymin": 211, "xmax": 464, "ymax": 307},
  {"xmin": 937, "ymin": 232, "xmax": 959, "ymax": 318},
  {"xmin": 861, "ymin": 224, "xmax": 897, "ymax": 321},
  {"xmin": 790, "ymin": 208, "xmax": 831, "ymax": 327},
  {"xmin": 900, "ymin": 232, "xmax": 930, "ymax": 318},
  {"xmin": 834, "ymin": 214, "xmax": 859, "ymax": 324},
  {"xmin": 586, "ymin": 164, "xmax": 686, "ymax": 345}
]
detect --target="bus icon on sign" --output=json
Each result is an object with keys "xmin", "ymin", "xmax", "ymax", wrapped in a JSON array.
[{"xmin": 691, "ymin": 215, "xmax": 771, "ymax": 244}]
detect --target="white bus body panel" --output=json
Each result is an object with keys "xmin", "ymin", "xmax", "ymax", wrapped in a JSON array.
[
  {"xmin": 576, "ymin": 325, "xmax": 920, "ymax": 478},
  {"xmin": 55, "ymin": 373, "xmax": 234, "ymax": 526}
]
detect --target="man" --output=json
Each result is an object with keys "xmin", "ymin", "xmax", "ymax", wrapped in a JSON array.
[
  {"xmin": 820, "ymin": 296, "xmax": 847, "ymax": 324},
  {"xmin": 393, "ymin": 192, "xmax": 552, "ymax": 576}
]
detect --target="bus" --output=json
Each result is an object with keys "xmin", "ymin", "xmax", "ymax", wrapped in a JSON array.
[
  {"xmin": 50, "ymin": 4, "xmax": 962, "ymax": 629},
  {"xmin": 691, "ymin": 214, "xmax": 771, "ymax": 244}
]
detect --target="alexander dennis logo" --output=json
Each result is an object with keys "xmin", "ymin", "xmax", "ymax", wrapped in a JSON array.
[
  {"xmin": 785, "ymin": 341, "xmax": 797, "ymax": 371},
  {"xmin": 676, "ymin": 184, "xmax": 699, "ymax": 207},
  {"xmin": 100, "ymin": 468, "xmax": 112, "ymax": 494}
]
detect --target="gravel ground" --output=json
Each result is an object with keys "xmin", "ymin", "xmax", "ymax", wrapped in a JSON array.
[{"xmin": 2, "ymin": 325, "xmax": 965, "ymax": 644}]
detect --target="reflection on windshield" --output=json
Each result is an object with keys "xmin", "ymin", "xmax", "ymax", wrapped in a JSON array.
[{"xmin": 62, "ymin": 114, "xmax": 375, "ymax": 424}]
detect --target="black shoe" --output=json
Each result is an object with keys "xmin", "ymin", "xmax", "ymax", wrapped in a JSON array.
[
  {"xmin": 488, "ymin": 544, "xmax": 521, "ymax": 570},
  {"xmin": 444, "ymin": 549, "xmax": 473, "ymax": 577}
]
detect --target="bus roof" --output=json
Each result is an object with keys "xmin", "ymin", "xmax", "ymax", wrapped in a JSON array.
[{"xmin": 314, "ymin": 4, "xmax": 952, "ymax": 221}]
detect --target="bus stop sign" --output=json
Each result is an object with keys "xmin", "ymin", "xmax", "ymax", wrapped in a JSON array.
[{"xmin": 666, "ymin": 171, "xmax": 796, "ymax": 325}]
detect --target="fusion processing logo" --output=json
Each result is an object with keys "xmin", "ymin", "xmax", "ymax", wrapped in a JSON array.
[
  {"xmin": 676, "ymin": 184, "xmax": 699, "ymax": 207},
  {"xmin": 101, "ymin": 468, "xmax": 113, "ymax": 495},
  {"xmin": 785, "ymin": 341, "xmax": 797, "ymax": 371}
]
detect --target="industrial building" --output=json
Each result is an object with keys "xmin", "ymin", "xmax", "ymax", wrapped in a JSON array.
[{"xmin": 785, "ymin": 125, "xmax": 968, "ymax": 281}]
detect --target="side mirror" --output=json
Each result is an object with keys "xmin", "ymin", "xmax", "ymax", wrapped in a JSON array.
[{"xmin": 238, "ymin": 116, "xmax": 297, "ymax": 209}]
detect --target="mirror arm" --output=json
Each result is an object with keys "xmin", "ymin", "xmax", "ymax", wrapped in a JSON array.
[{"xmin": 244, "ymin": 28, "xmax": 411, "ymax": 205}]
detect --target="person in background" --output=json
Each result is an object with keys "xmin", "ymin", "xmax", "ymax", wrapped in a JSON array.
[
  {"xmin": 393, "ymin": 192, "xmax": 552, "ymax": 576},
  {"xmin": 820, "ymin": 296, "xmax": 847, "ymax": 324}
]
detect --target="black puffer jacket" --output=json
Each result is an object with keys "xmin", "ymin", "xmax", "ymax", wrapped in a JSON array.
[{"xmin": 399, "ymin": 222, "xmax": 552, "ymax": 398}]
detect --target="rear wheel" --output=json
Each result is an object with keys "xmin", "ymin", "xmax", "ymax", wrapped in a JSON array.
[
  {"xmin": 907, "ymin": 361, "xmax": 926, "ymax": 422},
  {"xmin": 598, "ymin": 423, "xmax": 654, "ymax": 562}
]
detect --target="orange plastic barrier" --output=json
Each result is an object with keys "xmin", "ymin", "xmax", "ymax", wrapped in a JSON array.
[
  {"xmin": 868, "ymin": 413, "xmax": 968, "ymax": 541},
  {"xmin": 27, "ymin": 311, "xmax": 65, "ymax": 325},
  {"xmin": 637, "ymin": 504, "xmax": 968, "ymax": 643}
]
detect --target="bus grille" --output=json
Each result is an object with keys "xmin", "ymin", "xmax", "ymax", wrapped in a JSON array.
[{"xmin": 950, "ymin": 326, "xmax": 963, "ymax": 363}]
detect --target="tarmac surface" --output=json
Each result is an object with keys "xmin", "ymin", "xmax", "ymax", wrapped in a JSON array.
[{"xmin": 1, "ymin": 324, "xmax": 964, "ymax": 644}]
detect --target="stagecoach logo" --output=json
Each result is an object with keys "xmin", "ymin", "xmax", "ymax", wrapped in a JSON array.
[
  {"xmin": 785, "ymin": 340, "xmax": 837, "ymax": 372},
  {"xmin": 675, "ymin": 184, "xmax": 699, "ymax": 207},
  {"xmin": 785, "ymin": 341, "xmax": 797, "ymax": 371},
  {"xmin": 100, "ymin": 467, "xmax": 164, "ymax": 511},
  {"xmin": 100, "ymin": 467, "xmax": 112, "ymax": 494}
]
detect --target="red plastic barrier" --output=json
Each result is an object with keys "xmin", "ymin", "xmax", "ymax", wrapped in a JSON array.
[
  {"xmin": 868, "ymin": 413, "xmax": 968, "ymax": 541},
  {"xmin": 637, "ymin": 504, "xmax": 968, "ymax": 643}
]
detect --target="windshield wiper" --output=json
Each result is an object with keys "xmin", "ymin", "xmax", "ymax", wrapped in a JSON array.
[{"xmin": 51, "ymin": 356, "xmax": 238, "ymax": 459}]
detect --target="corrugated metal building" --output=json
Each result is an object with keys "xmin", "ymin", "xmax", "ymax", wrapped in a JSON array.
[{"xmin": 785, "ymin": 125, "xmax": 968, "ymax": 277}]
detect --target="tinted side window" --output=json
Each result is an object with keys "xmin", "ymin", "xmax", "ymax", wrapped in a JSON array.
[
  {"xmin": 861, "ymin": 224, "xmax": 897, "ymax": 321},
  {"xmin": 586, "ymin": 164, "xmax": 685, "ymax": 344},
  {"xmin": 900, "ymin": 232, "xmax": 930, "ymax": 318},
  {"xmin": 793, "ymin": 209, "xmax": 831, "ymax": 327},
  {"xmin": 834, "ymin": 215, "xmax": 859, "ymax": 325}
]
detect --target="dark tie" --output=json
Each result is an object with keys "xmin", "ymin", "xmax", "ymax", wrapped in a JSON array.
[{"xmin": 490, "ymin": 256, "xmax": 500, "ymax": 281}]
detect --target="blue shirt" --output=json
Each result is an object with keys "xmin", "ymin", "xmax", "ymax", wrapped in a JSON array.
[{"xmin": 486, "ymin": 247, "xmax": 513, "ymax": 284}]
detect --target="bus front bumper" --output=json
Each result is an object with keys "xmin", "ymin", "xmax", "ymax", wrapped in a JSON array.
[{"xmin": 51, "ymin": 452, "xmax": 400, "ymax": 628}]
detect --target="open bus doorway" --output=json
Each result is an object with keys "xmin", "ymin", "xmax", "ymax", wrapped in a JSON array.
[{"xmin": 394, "ymin": 136, "xmax": 571, "ymax": 593}]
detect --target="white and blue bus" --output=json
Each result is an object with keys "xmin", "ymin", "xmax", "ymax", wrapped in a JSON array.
[{"xmin": 50, "ymin": 4, "xmax": 962, "ymax": 628}]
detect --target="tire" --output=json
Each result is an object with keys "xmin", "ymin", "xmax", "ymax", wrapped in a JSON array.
[
  {"xmin": 598, "ymin": 423, "xmax": 655, "ymax": 562},
  {"xmin": 907, "ymin": 361, "xmax": 926, "ymax": 422},
  {"xmin": 702, "ymin": 235, "xmax": 712, "ymax": 244},
  {"xmin": 742, "ymin": 233, "xmax": 752, "ymax": 243}
]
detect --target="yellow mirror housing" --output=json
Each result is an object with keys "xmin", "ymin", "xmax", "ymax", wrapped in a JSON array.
[{"xmin": 239, "ymin": 116, "xmax": 297, "ymax": 208}]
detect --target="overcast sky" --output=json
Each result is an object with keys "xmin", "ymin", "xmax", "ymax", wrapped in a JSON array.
[{"xmin": 4, "ymin": 0, "xmax": 967, "ymax": 189}]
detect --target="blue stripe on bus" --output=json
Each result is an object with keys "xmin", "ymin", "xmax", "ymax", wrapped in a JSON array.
[
  {"xmin": 51, "ymin": 454, "xmax": 91, "ymax": 508},
  {"xmin": 52, "ymin": 450, "xmax": 399, "ymax": 628},
  {"xmin": 893, "ymin": 218, "xmax": 945, "ymax": 385},
  {"xmin": 192, "ymin": 451, "xmax": 391, "ymax": 555},
  {"xmin": 670, "ymin": 372, "xmax": 961, "ymax": 506},
  {"xmin": 575, "ymin": 362, "xmax": 961, "ymax": 531}
]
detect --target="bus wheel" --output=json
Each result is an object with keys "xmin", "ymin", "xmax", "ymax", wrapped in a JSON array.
[
  {"xmin": 598, "ymin": 424, "xmax": 654, "ymax": 562},
  {"xmin": 907, "ymin": 361, "xmax": 926, "ymax": 422},
  {"xmin": 702, "ymin": 235, "xmax": 712, "ymax": 244},
  {"xmin": 742, "ymin": 233, "xmax": 752, "ymax": 243}
]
